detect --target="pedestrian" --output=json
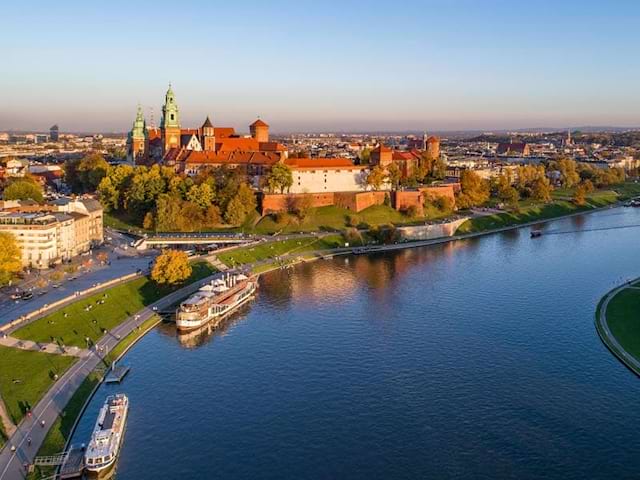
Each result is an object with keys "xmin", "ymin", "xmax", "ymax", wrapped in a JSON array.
[
  {"xmin": 10, "ymin": 445, "xmax": 16, "ymax": 453},
  {"xmin": 27, "ymin": 437, "xmax": 32, "ymax": 446},
  {"xmin": 41, "ymin": 420, "xmax": 45, "ymax": 428}
]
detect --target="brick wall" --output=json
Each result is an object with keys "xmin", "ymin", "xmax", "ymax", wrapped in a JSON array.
[{"xmin": 260, "ymin": 192, "xmax": 335, "ymax": 214}]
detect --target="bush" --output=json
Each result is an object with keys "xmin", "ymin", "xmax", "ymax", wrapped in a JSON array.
[
  {"xmin": 347, "ymin": 214, "xmax": 361, "ymax": 227},
  {"xmin": 343, "ymin": 228, "xmax": 364, "ymax": 246}
]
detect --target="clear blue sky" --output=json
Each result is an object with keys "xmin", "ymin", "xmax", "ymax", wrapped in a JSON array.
[{"xmin": 2, "ymin": 0, "xmax": 639, "ymax": 133}]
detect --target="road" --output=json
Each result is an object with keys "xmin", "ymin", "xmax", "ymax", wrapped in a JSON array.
[
  {"xmin": 0, "ymin": 272, "xmax": 219, "ymax": 480},
  {"xmin": 596, "ymin": 281, "xmax": 640, "ymax": 376},
  {"xmin": 0, "ymin": 229, "xmax": 157, "ymax": 326}
]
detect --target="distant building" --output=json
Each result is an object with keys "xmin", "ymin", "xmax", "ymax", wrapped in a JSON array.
[
  {"xmin": 0, "ymin": 198, "xmax": 103, "ymax": 269},
  {"xmin": 49, "ymin": 124, "xmax": 59, "ymax": 142},
  {"xmin": 34, "ymin": 134, "xmax": 49, "ymax": 144},
  {"xmin": 496, "ymin": 141, "xmax": 530, "ymax": 157}
]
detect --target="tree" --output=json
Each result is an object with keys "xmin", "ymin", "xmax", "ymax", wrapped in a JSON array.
[
  {"xmin": 224, "ymin": 196, "xmax": 247, "ymax": 225},
  {"xmin": 265, "ymin": 163, "xmax": 293, "ymax": 193},
  {"xmin": 186, "ymin": 183, "xmax": 213, "ymax": 209},
  {"xmin": 3, "ymin": 179, "xmax": 44, "ymax": 202},
  {"xmin": 456, "ymin": 170, "xmax": 490, "ymax": 208},
  {"xmin": 573, "ymin": 183, "xmax": 587, "ymax": 206},
  {"xmin": 431, "ymin": 157, "xmax": 447, "ymax": 180},
  {"xmin": 359, "ymin": 148, "xmax": 371, "ymax": 165},
  {"xmin": 387, "ymin": 163, "xmax": 401, "ymax": 190},
  {"xmin": 291, "ymin": 194, "xmax": 314, "ymax": 220},
  {"xmin": 0, "ymin": 232, "xmax": 21, "ymax": 286},
  {"xmin": 495, "ymin": 173, "xmax": 520, "ymax": 208},
  {"xmin": 531, "ymin": 177, "xmax": 552, "ymax": 203},
  {"xmin": 97, "ymin": 164, "xmax": 134, "ymax": 211},
  {"xmin": 366, "ymin": 165, "xmax": 387, "ymax": 191},
  {"xmin": 66, "ymin": 153, "xmax": 110, "ymax": 193},
  {"xmin": 556, "ymin": 158, "xmax": 580, "ymax": 188},
  {"xmin": 151, "ymin": 250, "xmax": 192, "ymax": 285}
]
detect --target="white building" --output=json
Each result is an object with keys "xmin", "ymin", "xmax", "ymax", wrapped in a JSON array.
[{"xmin": 285, "ymin": 157, "xmax": 371, "ymax": 193}]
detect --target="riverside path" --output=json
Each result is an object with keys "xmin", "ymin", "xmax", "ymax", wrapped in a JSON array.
[{"xmin": 0, "ymin": 273, "xmax": 219, "ymax": 480}]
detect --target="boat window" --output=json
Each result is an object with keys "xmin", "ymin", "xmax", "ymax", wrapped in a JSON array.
[{"xmin": 87, "ymin": 458, "xmax": 94, "ymax": 465}]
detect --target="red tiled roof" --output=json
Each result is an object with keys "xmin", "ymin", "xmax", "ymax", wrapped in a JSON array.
[
  {"xmin": 250, "ymin": 119, "xmax": 269, "ymax": 127},
  {"xmin": 427, "ymin": 136, "xmax": 439, "ymax": 143},
  {"xmin": 180, "ymin": 150, "xmax": 281, "ymax": 166},
  {"xmin": 216, "ymin": 138, "xmax": 260, "ymax": 152},
  {"xmin": 373, "ymin": 144, "xmax": 392, "ymax": 153},
  {"xmin": 259, "ymin": 142, "xmax": 286, "ymax": 152},
  {"xmin": 214, "ymin": 127, "xmax": 235, "ymax": 138}
]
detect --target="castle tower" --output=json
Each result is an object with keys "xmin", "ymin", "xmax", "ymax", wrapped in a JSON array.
[
  {"xmin": 160, "ymin": 84, "xmax": 181, "ymax": 153},
  {"xmin": 422, "ymin": 132, "xmax": 428, "ymax": 150},
  {"xmin": 370, "ymin": 144, "xmax": 393, "ymax": 167},
  {"xmin": 426, "ymin": 136, "xmax": 440, "ymax": 160},
  {"xmin": 201, "ymin": 116, "xmax": 215, "ymax": 152},
  {"xmin": 129, "ymin": 105, "xmax": 147, "ymax": 162},
  {"xmin": 250, "ymin": 118, "xmax": 269, "ymax": 143}
]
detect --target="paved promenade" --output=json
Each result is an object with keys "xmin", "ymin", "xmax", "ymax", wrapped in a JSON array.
[
  {"xmin": 596, "ymin": 281, "xmax": 640, "ymax": 376},
  {"xmin": 0, "ymin": 273, "xmax": 218, "ymax": 480}
]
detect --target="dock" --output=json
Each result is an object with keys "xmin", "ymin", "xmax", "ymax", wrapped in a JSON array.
[
  {"xmin": 105, "ymin": 362, "xmax": 130, "ymax": 383},
  {"xmin": 59, "ymin": 444, "xmax": 86, "ymax": 479}
]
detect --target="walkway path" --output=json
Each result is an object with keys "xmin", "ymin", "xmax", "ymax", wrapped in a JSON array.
[
  {"xmin": 0, "ymin": 273, "xmax": 219, "ymax": 480},
  {"xmin": 596, "ymin": 281, "xmax": 640, "ymax": 377},
  {"xmin": 0, "ymin": 336, "xmax": 89, "ymax": 358}
]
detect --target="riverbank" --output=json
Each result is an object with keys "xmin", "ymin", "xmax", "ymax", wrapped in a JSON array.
[
  {"xmin": 0, "ymin": 267, "xmax": 219, "ymax": 480},
  {"xmin": 27, "ymin": 315, "xmax": 162, "ymax": 480},
  {"xmin": 595, "ymin": 280, "xmax": 640, "ymax": 377}
]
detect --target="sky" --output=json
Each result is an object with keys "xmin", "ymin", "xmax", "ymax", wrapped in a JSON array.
[{"xmin": 2, "ymin": 0, "xmax": 640, "ymax": 133}]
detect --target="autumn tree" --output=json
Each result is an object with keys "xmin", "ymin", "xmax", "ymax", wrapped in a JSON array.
[
  {"xmin": 573, "ymin": 183, "xmax": 587, "ymax": 206},
  {"xmin": 151, "ymin": 250, "xmax": 192, "ymax": 285},
  {"xmin": 456, "ymin": 170, "xmax": 490, "ymax": 208},
  {"xmin": 556, "ymin": 158, "xmax": 580, "ymax": 188},
  {"xmin": 0, "ymin": 232, "xmax": 21, "ymax": 286},
  {"xmin": 431, "ymin": 157, "xmax": 447, "ymax": 180},
  {"xmin": 265, "ymin": 163, "xmax": 293, "ymax": 193},
  {"xmin": 97, "ymin": 164, "xmax": 134, "ymax": 211},
  {"xmin": 291, "ymin": 194, "xmax": 314, "ymax": 220},
  {"xmin": 224, "ymin": 183, "xmax": 256, "ymax": 225},
  {"xmin": 494, "ymin": 172, "xmax": 520, "ymax": 209},
  {"xmin": 366, "ymin": 165, "xmax": 387, "ymax": 191},
  {"xmin": 530, "ymin": 177, "xmax": 552, "ymax": 203}
]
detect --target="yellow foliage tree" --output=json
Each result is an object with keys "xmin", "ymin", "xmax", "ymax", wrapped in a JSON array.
[
  {"xmin": 0, "ymin": 232, "xmax": 22, "ymax": 285},
  {"xmin": 151, "ymin": 250, "xmax": 192, "ymax": 285}
]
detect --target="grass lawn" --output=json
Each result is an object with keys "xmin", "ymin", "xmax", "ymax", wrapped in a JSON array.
[
  {"xmin": 105, "ymin": 315, "xmax": 161, "ymax": 364},
  {"xmin": 13, "ymin": 262, "xmax": 215, "ymax": 348},
  {"xmin": 0, "ymin": 346, "xmax": 76, "ymax": 424},
  {"xmin": 605, "ymin": 288, "xmax": 640, "ymax": 363},
  {"xmin": 253, "ymin": 204, "xmax": 417, "ymax": 234},
  {"xmin": 612, "ymin": 181, "xmax": 640, "ymax": 200},
  {"xmin": 456, "ymin": 191, "xmax": 619, "ymax": 234},
  {"xmin": 217, "ymin": 234, "xmax": 345, "ymax": 267},
  {"xmin": 27, "ymin": 370, "xmax": 102, "ymax": 480},
  {"xmin": 103, "ymin": 211, "xmax": 146, "ymax": 232}
]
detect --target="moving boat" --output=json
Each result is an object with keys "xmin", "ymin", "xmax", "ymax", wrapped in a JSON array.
[
  {"xmin": 176, "ymin": 273, "xmax": 258, "ymax": 332},
  {"xmin": 84, "ymin": 394, "xmax": 129, "ymax": 478}
]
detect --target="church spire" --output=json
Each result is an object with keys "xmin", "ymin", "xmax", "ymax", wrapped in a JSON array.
[
  {"xmin": 131, "ymin": 104, "xmax": 146, "ymax": 140},
  {"xmin": 160, "ymin": 84, "xmax": 180, "ymax": 129}
]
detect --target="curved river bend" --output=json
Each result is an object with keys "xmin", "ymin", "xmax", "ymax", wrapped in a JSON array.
[{"xmin": 72, "ymin": 207, "xmax": 640, "ymax": 479}]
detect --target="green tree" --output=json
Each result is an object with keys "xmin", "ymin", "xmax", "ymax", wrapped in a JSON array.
[
  {"xmin": 0, "ymin": 232, "xmax": 21, "ymax": 285},
  {"xmin": 3, "ymin": 178, "xmax": 44, "ymax": 202},
  {"xmin": 66, "ymin": 153, "xmax": 110, "ymax": 193},
  {"xmin": 359, "ymin": 148, "xmax": 371, "ymax": 165},
  {"xmin": 291, "ymin": 194, "xmax": 314, "ymax": 220},
  {"xmin": 186, "ymin": 183, "xmax": 214, "ymax": 209},
  {"xmin": 366, "ymin": 165, "xmax": 387, "ymax": 191},
  {"xmin": 97, "ymin": 164, "xmax": 134, "ymax": 211},
  {"xmin": 151, "ymin": 250, "xmax": 192, "ymax": 285},
  {"xmin": 265, "ymin": 163, "xmax": 293, "ymax": 193},
  {"xmin": 431, "ymin": 157, "xmax": 447, "ymax": 180},
  {"xmin": 387, "ymin": 163, "xmax": 401, "ymax": 190},
  {"xmin": 224, "ymin": 196, "xmax": 247, "ymax": 225}
]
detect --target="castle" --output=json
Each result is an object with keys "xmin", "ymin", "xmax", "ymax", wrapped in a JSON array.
[{"xmin": 128, "ymin": 85, "xmax": 287, "ymax": 168}]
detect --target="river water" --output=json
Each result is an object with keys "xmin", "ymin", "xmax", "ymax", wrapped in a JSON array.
[{"xmin": 71, "ymin": 207, "xmax": 640, "ymax": 479}]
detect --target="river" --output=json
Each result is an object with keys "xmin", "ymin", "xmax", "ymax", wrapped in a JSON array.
[{"xmin": 71, "ymin": 207, "xmax": 640, "ymax": 479}]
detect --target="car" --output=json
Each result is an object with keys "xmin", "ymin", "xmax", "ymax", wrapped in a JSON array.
[
  {"xmin": 52, "ymin": 284, "xmax": 61, "ymax": 289},
  {"xmin": 21, "ymin": 292, "xmax": 33, "ymax": 300},
  {"xmin": 38, "ymin": 290, "xmax": 48, "ymax": 296},
  {"xmin": 10, "ymin": 292, "xmax": 23, "ymax": 300}
]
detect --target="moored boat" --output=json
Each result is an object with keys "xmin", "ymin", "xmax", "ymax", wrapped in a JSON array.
[
  {"xmin": 176, "ymin": 273, "xmax": 258, "ymax": 332},
  {"xmin": 84, "ymin": 394, "xmax": 129, "ymax": 478}
]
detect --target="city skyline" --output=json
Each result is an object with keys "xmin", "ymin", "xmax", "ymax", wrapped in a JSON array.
[{"xmin": 2, "ymin": 0, "xmax": 640, "ymax": 132}]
